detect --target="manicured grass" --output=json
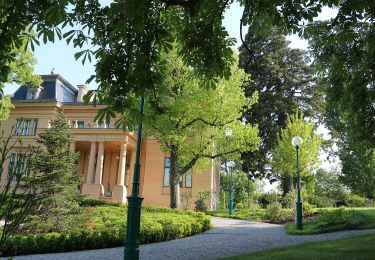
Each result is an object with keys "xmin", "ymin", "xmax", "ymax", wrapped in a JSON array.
[
  {"xmin": 220, "ymin": 233, "xmax": 375, "ymax": 260},
  {"xmin": 286, "ymin": 208, "xmax": 375, "ymax": 235}
]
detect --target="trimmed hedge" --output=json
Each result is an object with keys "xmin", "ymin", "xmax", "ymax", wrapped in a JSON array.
[{"xmin": 1, "ymin": 204, "xmax": 211, "ymax": 257}]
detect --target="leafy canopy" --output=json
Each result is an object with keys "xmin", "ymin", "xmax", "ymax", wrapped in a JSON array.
[
  {"xmin": 272, "ymin": 110, "xmax": 321, "ymax": 179},
  {"xmin": 144, "ymin": 51, "xmax": 260, "ymax": 174},
  {"xmin": 308, "ymin": 20, "xmax": 375, "ymax": 147},
  {"xmin": 0, "ymin": 44, "xmax": 41, "ymax": 121},
  {"xmin": 139, "ymin": 50, "xmax": 260, "ymax": 208},
  {"xmin": 0, "ymin": 95, "xmax": 13, "ymax": 122},
  {"xmin": 1, "ymin": 1, "xmax": 374, "ymax": 120}
]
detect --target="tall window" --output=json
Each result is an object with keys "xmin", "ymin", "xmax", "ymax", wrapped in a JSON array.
[
  {"xmin": 77, "ymin": 121, "xmax": 85, "ymax": 128},
  {"xmin": 22, "ymin": 120, "xmax": 30, "ymax": 135},
  {"xmin": 8, "ymin": 153, "xmax": 16, "ymax": 179},
  {"xmin": 15, "ymin": 119, "xmax": 38, "ymax": 136},
  {"xmin": 163, "ymin": 157, "xmax": 170, "ymax": 187},
  {"xmin": 185, "ymin": 171, "xmax": 192, "ymax": 188},
  {"xmin": 98, "ymin": 121, "xmax": 110, "ymax": 129},
  {"xmin": 7, "ymin": 153, "xmax": 29, "ymax": 179}
]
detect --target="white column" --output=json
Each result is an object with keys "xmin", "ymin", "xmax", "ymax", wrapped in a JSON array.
[
  {"xmin": 85, "ymin": 141, "xmax": 97, "ymax": 184},
  {"xmin": 117, "ymin": 143, "xmax": 127, "ymax": 185},
  {"xmin": 70, "ymin": 141, "xmax": 76, "ymax": 152},
  {"xmin": 113, "ymin": 139, "xmax": 129, "ymax": 204},
  {"xmin": 1, "ymin": 157, "xmax": 10, "ymax": 183},
  {"xmin": 94, "ymin": 142, "xmax": 105, "ymax": 185}
]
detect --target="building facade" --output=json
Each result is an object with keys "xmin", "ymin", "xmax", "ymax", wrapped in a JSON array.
[{"xmin": 0, "ymin": 74, "xmax": 220, "ymax": 209}]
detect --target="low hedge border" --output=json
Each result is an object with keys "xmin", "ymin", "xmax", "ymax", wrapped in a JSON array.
[{"xmin": 1, "ymin": 204, "xmax": 211, "ymax": 257}]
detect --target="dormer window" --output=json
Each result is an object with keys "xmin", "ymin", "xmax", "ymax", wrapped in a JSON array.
[{"xmin": 26, "ymin": 87, "xmax": 42, "ymax": 100}]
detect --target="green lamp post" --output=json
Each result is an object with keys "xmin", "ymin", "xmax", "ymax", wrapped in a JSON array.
[
  {"xmin": 292, "ymin": 136, "xmax": 303, "ymax": 231},
  {"xmin": 124, "ymin": 97, "xmax": 145, "ymax": 260},
  {"xmin": 229, "ymin": 168, "xmax": 234, "ymax": 216}
]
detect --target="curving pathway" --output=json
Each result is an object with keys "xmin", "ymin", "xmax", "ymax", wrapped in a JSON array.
[{"xmin": 7, "ymin": 217, "xmax": 375, "ymax": 260}]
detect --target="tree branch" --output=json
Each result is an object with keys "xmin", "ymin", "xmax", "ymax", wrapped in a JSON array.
[{"xmin": 180, "ymin": 116, "xmax": 235, "ymax": 130}]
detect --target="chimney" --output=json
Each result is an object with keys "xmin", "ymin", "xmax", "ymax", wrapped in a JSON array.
[{"xmin": 77, "ymin": 85, "xmax": 88, "ymax": 102}]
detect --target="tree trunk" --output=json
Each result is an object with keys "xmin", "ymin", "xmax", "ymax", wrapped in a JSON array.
[
  {"xmin": 169, "ymin": 145, "xmax": 180, "ymax": 208},
  {"xmin": 281, "ymin": 175, "xmax": 294, "ymax": 196}
]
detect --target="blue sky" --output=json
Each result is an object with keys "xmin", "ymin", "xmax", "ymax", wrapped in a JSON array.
[{"xmin": 4, "ymin": 2, "xmax": 336, "ymax": 95}]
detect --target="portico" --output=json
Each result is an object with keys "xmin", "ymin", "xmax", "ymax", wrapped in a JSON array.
[{"xmin": 73, "ymin": 134, "xmax": 137, "ymax": 204}]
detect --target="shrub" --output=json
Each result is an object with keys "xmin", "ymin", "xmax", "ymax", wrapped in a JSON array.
[
  {"xmin": 259, "ymin": 192, "xmax": 281, "ymax": 209},
  {"xmin": 180, "ymin": 192, "xmax": 193, "ymax": 210},
  {"xmin": 303, "ymin": 202, "xmax": 316, "ymax": 217},
  {"xmin": 263, "ymin": 203, "xmax": 293, "ymax": 223},
  {"xmin": 1, "ymin": 205, "xmax": 212, "ymax": 257},
  {"xmin": 314, "ymin": 208, "xmax": 367, "ymax": 233},
  {"xmin": 281, "ymin": 190, "xmax": 296, "ymax": 209},
  {"xmin": 194, "ymin": 191, "xmax": 211, "ymax": 212},
  {"xmin": 346, "ymin": 194, "xmax": 366, "ymax": 207},
  {"xmin": 78, "ymin": 198, "xmax": 120, "ymax": 207},
  {"xmin": 308, "ymin": 195, "xmax": 335, "ymax": 208}
]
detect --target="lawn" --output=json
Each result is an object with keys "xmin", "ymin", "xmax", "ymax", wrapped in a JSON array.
[
  {"xmin": 287, "ymin": 208, "xmax": 375, "ymax": 235},
  {"xmin": 220, "ymin": 233, "xmax": 375, "ymax": 260}
]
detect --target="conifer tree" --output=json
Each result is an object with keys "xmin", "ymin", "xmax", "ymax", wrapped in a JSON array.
[{"xmin": 26, "ymin": 112, "xmax": 81, "ymax": 232}]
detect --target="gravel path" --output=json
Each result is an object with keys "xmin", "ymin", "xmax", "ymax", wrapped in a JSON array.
[{"xmin": 6, "ymin": 217, "xmax": 375, "ymax": 260}]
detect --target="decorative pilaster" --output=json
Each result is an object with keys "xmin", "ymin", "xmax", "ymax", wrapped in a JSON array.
[
  {"xmin": 94, "ymin": 142, "xmax": 105, "ymax": 196},
  {"xmin": 86, "ymin": 141, "xmax": 97, "ymax": 184},
  {"xmin": 95, "ymin": 142, "xmax": 104, "ymax": 184},
  {"xmin": 70, "ymin": 141, "xmax": 76, "ymax": 152},
  {"xmin": 117, "ymin": 142, "xmax": 127, "ymax": 185},
  {"xmin": 113, "ymin": 140, "xmax": 128, "ymax": 204},
  {"xmin": 0, "ymin": 157, "xmax": 10, "ymax": 184},
  {"xmin": 81, "ymin": 141, "xmax": 102, "ymax": 199}
]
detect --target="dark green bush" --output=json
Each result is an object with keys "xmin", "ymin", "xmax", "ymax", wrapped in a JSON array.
[
  {"xmin": 308, "ymin": 195, "xmax": 335, "ymax": 208},
  {"xmin": 263, "ymin": 203, "xmax": 293, "ymax": 223},
  {"xmin": 1, "ymin": 229, "xmax": 121, "ymax": 256},
  {"xmin": 259, "ymin": 192, "xmax": 281, "ymax": 209},
  {"xmin": 302, "ymin": 202, "xmax": 316, "ymax": 217},
  {"xmin": 346, "ymin": 194, "xmax": 366, "ymax": 207},
  {"xmin": 194, "ymin": 191, "xmax": 211, "ymax": 212},
  {"xmin": 314, "ymin": 208, "xmax": 367, "ymax": 233},
  {"xmin": 78, "ymin": 198, "xmax": 121, "ymax": 207},
  {"xmin": 1, "ymin": 205, "xmax": 211, "ymax": 257}
]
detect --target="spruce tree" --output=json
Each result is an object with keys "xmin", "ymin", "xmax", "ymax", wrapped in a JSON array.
[{"xmin": 26, "ymin": 112, "xmax": 81, "ymax": 232}]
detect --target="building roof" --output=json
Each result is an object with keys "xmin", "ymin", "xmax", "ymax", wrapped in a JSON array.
[{"xmin": 12, "ymin": 74, "xmax": 79, "ymax": 103}]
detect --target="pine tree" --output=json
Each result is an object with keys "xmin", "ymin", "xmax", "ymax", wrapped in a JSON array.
[{"xmin": 25, "ymin": 112, "xmax": 81, "ymax": 232}]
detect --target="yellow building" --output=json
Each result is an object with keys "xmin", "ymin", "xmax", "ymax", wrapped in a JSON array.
[{"xmin": 0, "ymin": 74, "xmax": 220, "ymax": 209}]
